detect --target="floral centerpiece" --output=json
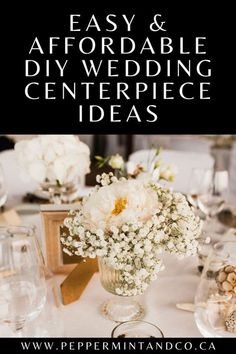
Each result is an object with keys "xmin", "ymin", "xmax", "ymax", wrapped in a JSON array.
[
  {"xmin": 95, "ymin": 149, "xmax": 177, "ymax": 183},
  {"xmin": 62, "ymin": 172, "xmax": 202, "ymax": 321},
  {"xmin": 15, "ymin": 135, "xmax": 90, "ymax": 203}
]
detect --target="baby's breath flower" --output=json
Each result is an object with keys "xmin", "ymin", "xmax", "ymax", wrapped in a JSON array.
[{"xmin": 62, "ymin": 174, "xmax": 202, "ymax": 296}]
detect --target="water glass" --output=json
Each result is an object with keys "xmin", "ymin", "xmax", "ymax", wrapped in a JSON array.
[{"xmin": 0, "ymin": 226, "xmax": 47, "ymax": 334}]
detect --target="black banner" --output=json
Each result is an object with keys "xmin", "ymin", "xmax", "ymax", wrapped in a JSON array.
[
  {"xmin": 1, "ymin": 0, "xmax": 234, "ymax": 134},
  {"xmin": 0, "ymin": 338, "xmax": 235, "ymax": 354}
]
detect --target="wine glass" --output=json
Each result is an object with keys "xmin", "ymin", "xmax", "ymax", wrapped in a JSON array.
[
  {"xmin": 194, "ymin": 241, "xmax": 236, "ymax": 337},
  {"xmin": 187, "ymin": 168, "xmax": 210, "ymax": 209},
  {"xmin": 187, "ymin": 169, "xmax": 213, "ymax": 272},
  {"xmin": 0, "ymin": 226, "xmax": 47, "ymax": 335},
  {"xmin": 197, "ymin": 170, "xmax": 228, "ymax": 221},
  {"xmin": 0, "ymin": 164, "xmax": 7, "ymax": 211},
  {"xmin": 111, "ymin": 320, "xmax": 164, "ymax": 338},
  {"xmin": 188, "ymin": 169, "xmax": 228, "ymax": 273},
  {"xmin": 198, "ymin": 169, "xmax": 228, "ymax": 242}
]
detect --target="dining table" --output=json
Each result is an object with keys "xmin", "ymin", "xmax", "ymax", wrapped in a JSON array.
[{"xmin": 1, "ymin": 189, "xmax": 236, "ymax": 338}]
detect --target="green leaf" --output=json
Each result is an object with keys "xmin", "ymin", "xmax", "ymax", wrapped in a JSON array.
[{"xmin": 95, "ymin": 155, "xmax": 104, "ymax": 161}]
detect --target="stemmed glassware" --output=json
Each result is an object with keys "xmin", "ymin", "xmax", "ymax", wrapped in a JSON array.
[
  {"xmin": 188, "ymin": 169, "xmax": 228, "ymax": 218},
  {"xmin": 197, "ymin": 170, "xmax": 228, "ymax": 224},
  {"xmin": 187, "ymin": 169, "xmax": 229, "ymax": 272},
  {"xmin": 187, "ymin": 168, "xmax": 207, "ymax": 209},
  {"xmin": 0, "ymin": 226, "xmax": 47, "ymax": 335}
]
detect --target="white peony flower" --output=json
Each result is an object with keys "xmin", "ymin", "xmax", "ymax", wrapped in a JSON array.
[{"xmin": 81, "ymin": 179, "xmax": 159, "ymax": 231}]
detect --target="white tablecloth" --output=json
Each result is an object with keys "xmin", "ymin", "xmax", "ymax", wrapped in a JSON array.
[
  {"xmin": 57, "ymin": 257, "xmax": 201, "ymax": 337},
  {"xmin": 4, "ymin": 208, "xmax": 202, "ymax": 337}
]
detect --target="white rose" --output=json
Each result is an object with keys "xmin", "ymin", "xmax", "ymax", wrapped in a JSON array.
[{"xmin": 108, "ymin": 154, "xmax": 124, "ymax": 169}]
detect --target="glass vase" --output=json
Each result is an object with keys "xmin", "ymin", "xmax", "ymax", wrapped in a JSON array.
[
  {"xmin": 98, "ymin": 257, "xmax": 144, "ymax": 322},
  {"xmin": 39, "ymin": 180, "xmax": 80, "ymax": 204}
]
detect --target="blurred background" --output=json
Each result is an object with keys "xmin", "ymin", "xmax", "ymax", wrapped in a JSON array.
[
  {"xmin": 0, "ymin": 134, "xmax": 236, "ymax": 203},
  {"xmin": 2, "ymin": 134, "xmax": 236, "ymax": 162}
]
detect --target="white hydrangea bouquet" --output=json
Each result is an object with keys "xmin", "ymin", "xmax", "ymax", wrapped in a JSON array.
[
  {"xmin": 15, "ymin": 135, "xmax": 90, "ymax": 185},
  {"xmin": 62, "ymin": 172, "xmax": 202, "ymax": 297}
]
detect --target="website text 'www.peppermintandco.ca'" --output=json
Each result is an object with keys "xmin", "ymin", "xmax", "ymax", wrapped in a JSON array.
[{"xmin": 20, "ymin": 340, "xmax": 216, "ymax": 352}]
